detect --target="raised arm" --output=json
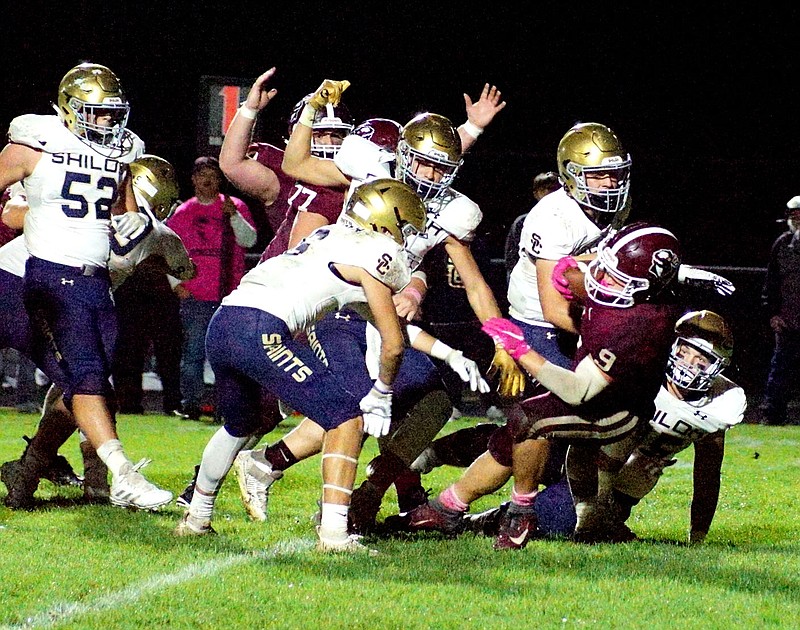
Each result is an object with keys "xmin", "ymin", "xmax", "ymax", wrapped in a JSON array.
[
  {"xmin": 218, "ymin": 68, "xmax": 281, "ymax": 205},
  {"xmin": 458, "ymin": 83, "xmax": 506, "ymax": 153},
  {"xmin": 282, "ymin": 80, "xmax": 352, "ymax": 187}
]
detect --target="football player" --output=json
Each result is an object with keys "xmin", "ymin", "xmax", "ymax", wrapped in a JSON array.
[
  {"xmin": 231, "ymin": 78, "xmax": 518, "ymax": 531},
  {"xmin": 415, "ymin": 310, "xmax": 746, "ymax": 546},
  {"xmin": 396, "ymin": 223, "xmax": 683, "ymax": 550},
  {"xmin": 173, "ymin": 178, "xmax": 427, "ymax": 554},
  {"xmin": 607, "ymin": 310, "xmax": 747, "ymax": 544},
  {"xmin": 0, "ymin": 62, "xmax": 175, "ymax": 511},
  {"xmin": 0, "ymin": 153, "xmax": 191, "ymax": 509}
]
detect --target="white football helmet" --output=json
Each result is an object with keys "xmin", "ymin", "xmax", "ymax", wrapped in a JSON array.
[{"xmin": 667, "ymin": 310, "xmax": 733, "ymax": 393}]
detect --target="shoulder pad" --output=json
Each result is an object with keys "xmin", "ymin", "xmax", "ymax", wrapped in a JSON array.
[
  {"xmin": 9, "ymin": 115, "xmax": 74, "ymax": 151},
  {"xmin": 247, "ymin": 142, "xmax": 284, "ymax": 169},
  {"xmin": 429, "ymin": 192, "xmax": 482, "ymax": 242},
  {"xmin": 334, "ymin": 135, "xmax": 392, "ymax": 180}
]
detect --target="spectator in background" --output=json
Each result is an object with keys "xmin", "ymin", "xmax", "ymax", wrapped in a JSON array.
[
  {"xmin": 167, "ymin": 156, "xmax": 256, "ymax": 421},
  {"xmin": 760, "ymin": 196, "xmax": 800, "ymax": 425},
  {"xmin": 503, "ymin": 171, "xmax": 560, "ymax": 280}
]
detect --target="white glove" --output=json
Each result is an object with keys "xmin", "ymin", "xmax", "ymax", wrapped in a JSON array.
[
  {"xmin": 112, "ymin": 211, "xmax": 151, "ymax": 240},
  {"xmin": 444, "ymin": 350, "xmax": 490, "ymax": 393},
  {"xmin": 678, "ymin": 265, "xmax": 735, "ymax": 296},
  {"xmin": 359, "ymin": 381, "xmax": 392, "ymax": 438}
]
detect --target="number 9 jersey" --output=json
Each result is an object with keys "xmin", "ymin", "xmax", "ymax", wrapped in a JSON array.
[{"xmin": 9, "ymin": 114, "xmax": 144, "ymax": 268}]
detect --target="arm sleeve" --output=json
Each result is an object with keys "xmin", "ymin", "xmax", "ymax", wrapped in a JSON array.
[{"xmin": 534, "ymin": 356, "xmax": 610, "ymax": 405}]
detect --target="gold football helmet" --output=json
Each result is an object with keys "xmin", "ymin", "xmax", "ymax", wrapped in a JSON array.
[
  {"xmin": 557, "ymin": 122, "xmax": 631, "ymax": 221},
  {"xmin": 396, "ymin": 113, "xmax": 463, "ymax": 201},
  {"xmin": 56, "ymin": 63, "xmax": 130, "ymax": 147},
  {"xmin": 667, "ymin": 310, "xmax": 733, "ymax": 392},
  {"xmin": 341, "ymin": 178, "xmax": 426, "ymax": 246},
  {"xmin": 130, "ymin": 155, "xmax": 180, "ymax": 221}
]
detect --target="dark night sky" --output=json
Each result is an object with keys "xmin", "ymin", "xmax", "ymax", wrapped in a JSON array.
[{"xmin": 4, "ymin": 3, "xmax": 800, "ymax": 266}]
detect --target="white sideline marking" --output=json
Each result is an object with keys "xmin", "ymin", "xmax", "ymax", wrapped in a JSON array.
[{"xmin": 2, "ymin": 539, "xmax": 315, "ymax": 629}]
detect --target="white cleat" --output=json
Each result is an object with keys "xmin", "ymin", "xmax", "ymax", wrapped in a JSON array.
[
  {"xmin": 316, "ymin": 526, "xmax": 378, "ymax": 555},
  {"xmin": 232, "ymin": 450, "xmax": 282, "ymax": 522},
  {"xmin": 174, "ymin": 511, "xmax": 216, "ymax": 537},
  {"xmin": 110, "ymin": 458, "xmax": 173, "ymax": 511}
]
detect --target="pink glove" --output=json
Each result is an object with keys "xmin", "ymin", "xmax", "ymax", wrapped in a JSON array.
[
  {"xmin": 552, "ymin": 256, "xmax": 579, "ymax": 299},
  {"xmin": 481, "ymin": 317, "xmax": 531, "ymax": 361}
]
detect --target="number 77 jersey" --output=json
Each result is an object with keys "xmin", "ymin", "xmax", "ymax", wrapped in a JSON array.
[{"xmin": 9, "ymin": 114, "xmax": 144, "ymax": 268}]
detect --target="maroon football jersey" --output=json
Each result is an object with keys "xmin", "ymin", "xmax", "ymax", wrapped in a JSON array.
[
  {"xmin": 249, "ymin": 143, "xmax": 346, "ymax": 262},
  {"xmin": 573, "ymin": 299, "xmax": 681, "ymax": 420}
]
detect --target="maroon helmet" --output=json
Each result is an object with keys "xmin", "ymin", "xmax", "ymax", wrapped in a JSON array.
[
  {"xmin": 352, "ymin": 118, "xmax": 402, "ymax": 152},
  {"xmin": 584, "ymin": 222, "xmax": 681, "ymax": 307},
  {"xmin": 286, "ymin": 94, "xmax": 354, "ymax": 159}
]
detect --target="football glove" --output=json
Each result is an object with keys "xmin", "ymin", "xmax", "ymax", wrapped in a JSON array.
[
  {"xmin": 359, "ymin": 382, "xmax": 392, "ymax": 438},
  {"xmin": 487, "ymin": 346, "xmax": 526, "ymax": 398},
  {"xmin": 677, "ymin": 265, "xmax": 735, "ymax": 296},
  {"xmin": 552, "ymin": 256, "xmax": 579, "ymax": 300},
  {"xmin": 481, "ymin": 317, "xmax": 531, "ymax": 361},
  {"xmin": 112, "ymin": 210, "xmax": 150, "ymax": 240},
  {"xmin": 444, "ymin": 350, "xmax": 490, "ymax": 393},
  {"xmin": 308, "ymin": 79, "xmax": 350, "ymax": 110}
]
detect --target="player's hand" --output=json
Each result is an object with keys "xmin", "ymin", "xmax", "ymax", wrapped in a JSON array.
[
  {"xmin": 688, "ymin": 530, "xmax": 707, "ymax": 545},
  {"xmin": 173, "ymin": 284, "xmax": 192, "ymax": 300},
  {"xmin": 244, "ymin": 67, "xmax": 278, "ymax": 112},
  {"xmin": 359, "ymin": 382, "xmax": 392, "ymax": 437},
  {"xmin": 487, "ymin": 346, "xmax": 526, "ymax": 398},
  {"xmin": 112, "ymin": 210, "xmax": 150, "ymax": 240},
  {"xmin": 393, "ymin": 290, "xmax": 421, "ymax": 321},
  {"xmin": 308, "ymin": 79, "xmax": 350, "ymax": 110},
  {"xmin": 481, "ymin": 317, "xmax": 530, "ymax": 360},
  {"xmin": 552, "ymin": 256, "xmax": 580, "ymax": 300},
  {"xmin": 444, "ymin": 349, "xmax": 490, "ymax": 393},
  {"xmin": 463, "ymin": 83, "xmax": 507, "ymax": 130},
  {"xmin": 677, "ymin": 264, "xmax": 735, "ymax": 296}
]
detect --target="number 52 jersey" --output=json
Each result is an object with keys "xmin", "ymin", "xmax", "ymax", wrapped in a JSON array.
[{"xmin": 9, "ymin": 114, "xmax": 144, "ymax": 268}]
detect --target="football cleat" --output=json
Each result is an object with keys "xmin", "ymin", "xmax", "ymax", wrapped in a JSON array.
[
  {"xmin": 43, "ymin": 453, "xmax": 83, "ymax": 487},
  {"xmin": 463, "ymin": 502, "xmax": 509, "ymax": 537},
  {"xmin": 385, "ymin": 499, "xmax": 464, "ymax": 536},
  {"xmin": 493, "ymin": 507, "xmax": 537, "ymax": 551},
  {"xmin": 396, "ymin": 484, "xmax": 430, "ymax": 515},
  {"xmin": 572, "ymin": 523, "xmax": 639, "ymax": 544},
  {"xmin": 174, "ymin": 511, "xmax": 216, "ymax": 537},
  {"xmin": 110, "ymin": 459, "xmax": 173, "ymax": 511},
  {"xmin": 1, "ymin": 459, "xmax": 38, "ymax": 510},
  {"xmin": 176, "ymin": 465, "xmax": 199, "ymax": 509},
  {"xmin": 232, "ymin": 450, "xmax": 283, "ymax": 522},
  {"xmin": 315, "ymin": 526, "xmax": 378, "ymax": 555},
  {"xmin": 348, "ymin": 480, "xmax": 383, "ymax": 535}
]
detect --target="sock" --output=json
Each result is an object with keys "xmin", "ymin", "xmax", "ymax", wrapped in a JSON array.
[
  {"xmin": 96, "ymin": 439, "xmax": 129, "ymax": 477},
  {"xmin": 510, "ymin": 485, "xmax": 538, "ymax": 511},
  {"xmin": 196, "ymin": 427, "xmax": 250, "ymax": 495},
  {"xmin": 439, "ymin": 485, "xmax": 469, "ymax": 513},
  {"xmin": 320, "ymin": 502, "xmax": 349, "ymax": 534},
  {"xmin": 258, "ymin": 440, "xmax": 298, "ymax": 472},
  {"xmin": 189, "ymin": 486, "xmax": 216, "ymax": 521}
]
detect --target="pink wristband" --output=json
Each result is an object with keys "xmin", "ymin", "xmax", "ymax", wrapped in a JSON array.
[{"xmin": 404, "ymin": 287, "xmax": 423, "ymax": 305}]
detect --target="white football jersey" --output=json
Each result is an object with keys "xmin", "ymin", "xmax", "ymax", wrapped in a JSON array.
[
  {"xmin": 10, "ymin": 114, "xmax": 144, "ymax": 268},
  {"xmin": 223, "ymin": 223, "xmax": 411, "ymax": 334},
  {"xmin": 649, "ymin": 376, "xmax": 746, "ymax": 446},
  {"xmin": 507, "ymin": 188, "xmax": 600, "ymax": 326},
  {"xmin": 334, "ymin": 136, "xmax": 482, "ymax": 272}
]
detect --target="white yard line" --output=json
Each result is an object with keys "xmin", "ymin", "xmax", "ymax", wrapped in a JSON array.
[{"xmin": 2, "ymin": 539, "xmax": 314, "ymax": 630}]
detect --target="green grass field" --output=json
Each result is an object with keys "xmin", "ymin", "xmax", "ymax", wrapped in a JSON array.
[{"xmin": 0, "ymin": 410, "xmax": 798, "ymax": 629}]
